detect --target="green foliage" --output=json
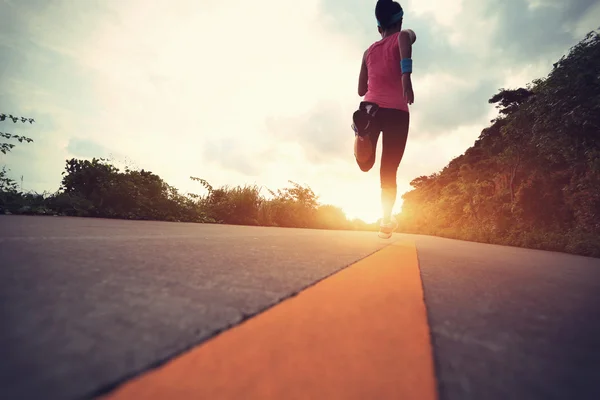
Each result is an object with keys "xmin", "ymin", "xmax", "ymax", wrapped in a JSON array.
[
  {"xmin": 2, "ymin": 157, "xmax": 358, "ymax": 230},
  {"xmin": 398, "ymin": 29, "xmax": 600, "ymax": 257},
  {"xmin": 262, "ymin": 181, "xmax": 319, "ymax": 228},
  {"xmin": 1, "ymin": 113, "xmax": 34, "ymax": 155},
  {"xmin": 0, "ymin": 113, "xmax": 35, "ymax": 196},
  {"xmin": 189, "ymin": 177, "xmax": 350, "ymax": 229},
  {"xmin": 314, "ymin": 204, "xmax": 352, "ymax": 230},
  {"xmin": 0, "ymin": 166, "xmax": 19, "ymax": 193},
  {"xmin": 191, "ymin": 177, "xmax": 263, "ymax": 225},
  {"xmin": 53, "ymin": 158, "xmax": 207, "ymax": 222}
]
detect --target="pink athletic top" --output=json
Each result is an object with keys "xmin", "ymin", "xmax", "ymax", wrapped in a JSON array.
[{"xmin": 363, "ymin": 32, "xmax": 409, "ymax": 112}]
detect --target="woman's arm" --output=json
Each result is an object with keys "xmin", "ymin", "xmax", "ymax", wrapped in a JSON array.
[
  {"xmin": 398, "ymin": 30, "xmax": 414, "ymax": 104},
  {"xmin": 358, "ymin": 49, "xmax": 368, "ymax": 97},
  {"xmin": 399, "ymin": 29, "xmax": 413, "ymax": 59}
]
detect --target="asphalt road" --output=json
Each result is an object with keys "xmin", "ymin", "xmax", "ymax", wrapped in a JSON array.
[
  {"xmin": 0, "ymin": 216, "xmax": 391, "ymax": 400},
  {"xmin": 414, "ymin": 235, "xmax": 600, "ymax": 400},
  {"xmin": 1, "ymin": 216, "xmax": 600, "ymax": 400}
]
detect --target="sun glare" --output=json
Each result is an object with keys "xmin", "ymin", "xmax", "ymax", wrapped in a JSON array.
[
  {"xmin": 343, "ymin": 208, "xmax": 381, "ymax": 224},
  {"xmin": 335, "ymin": 196, "xmax": 404, "ymax": 224}
]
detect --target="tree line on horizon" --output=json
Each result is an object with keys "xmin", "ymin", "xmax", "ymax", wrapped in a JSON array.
[
  {"xmin": 0, "ymin": 153, "xmax": 377, "ymax": 232},
  {"xmin": 1, "ymin": 28, "xmax": 599, "ymax": 257}
]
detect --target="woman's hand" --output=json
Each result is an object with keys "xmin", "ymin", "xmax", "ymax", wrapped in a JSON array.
[{"xmin": 402, "ymin": 73, "xmax": 414, "ymax": 104}]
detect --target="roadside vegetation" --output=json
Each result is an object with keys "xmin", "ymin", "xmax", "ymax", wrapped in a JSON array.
[
  {"xmin": 398, "ymin": 29, "xmax": 600, "ymax": 257},
  {"xmin": 2, "ymin": 29, "xmax": 599, "ymax": 257},
  {"xmin": 0, "ymin": 134, "xmax": 374, "ymax": 231}
]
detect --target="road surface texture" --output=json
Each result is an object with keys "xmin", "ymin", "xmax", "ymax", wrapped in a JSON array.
[
  {"xmin": 1, "ymin": 215, "xmax": 600, "ymax": 399},
  {"xmin": 1, "ymin": 215, "xmax": 392, "ymax": 400},
  {"xmin": 413, "ymin": 235, "xmax": 600, "ymax": 400}
]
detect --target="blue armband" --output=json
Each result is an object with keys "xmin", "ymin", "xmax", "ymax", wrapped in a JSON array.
[{"xmin": 401, "ymin": 58, "xmax": 412, "ymax": 74}]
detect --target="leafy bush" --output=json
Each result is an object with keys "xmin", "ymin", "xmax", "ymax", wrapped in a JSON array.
[{"xmin": 1, "ymin": 158, "xmax": 358, "ymax": 230}]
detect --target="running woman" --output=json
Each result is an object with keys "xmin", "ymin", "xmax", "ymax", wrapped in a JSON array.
[{"xmin": 353, "ymin": 0, "xmax": 415, "ymax": 239}]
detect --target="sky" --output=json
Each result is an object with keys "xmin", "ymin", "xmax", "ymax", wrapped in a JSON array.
[{"xmin": 1, "ymin": 0, "xmax": 599, "ymax": 223}]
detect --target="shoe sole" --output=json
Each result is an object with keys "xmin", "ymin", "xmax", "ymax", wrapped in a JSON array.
[
  {"xmin": 354, "ymin": 136, "xmax": 373, "ymax": 163},
  {"xmin": 378, "ymin": 231, "xmax": 393, "ymax": 239},
  {"xmin": 378, "ymin": 222, "xmax": 398, "ymax": 239}
]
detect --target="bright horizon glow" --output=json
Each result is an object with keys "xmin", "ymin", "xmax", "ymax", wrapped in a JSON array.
[{"xmin": 2, "ymin": 0, "xmax": 598, "ymax": 224}]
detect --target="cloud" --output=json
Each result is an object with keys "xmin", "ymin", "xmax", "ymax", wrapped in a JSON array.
[
  {"xmin": 409, "ymin": 74, "xmax": 499, "ymax": 137},
  {"xmin": 480, "ymin": 0, "xmax": 597, "ymax": 59},
  {"xmin": 66, "ymin": 138, "xmax": 116, "ymax": 159},
  {"xmin": 569, "ymin": 2, "xmax": 600, "ymax": 37},
  {"xmin": 265, "ymin": 102, "xmax": 352, "ymax": 164},
  {"xmin": 201, "ymin": 137, "xmax": 276, "ymax": 177}
]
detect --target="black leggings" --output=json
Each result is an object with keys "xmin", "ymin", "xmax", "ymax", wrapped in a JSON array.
[{"xmin": 357, "ymin": 108, "xmax": 410, "ymax": 189}]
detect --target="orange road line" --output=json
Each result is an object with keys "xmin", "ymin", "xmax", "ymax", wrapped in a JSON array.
[{"xmin": 102, "ymin": 240, "xmax": 438, "ymax": 400}]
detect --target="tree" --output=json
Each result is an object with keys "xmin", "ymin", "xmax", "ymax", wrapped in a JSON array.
[
  {"xmin": 1, "ymin": 113, "xmax": 35, "ymax": 194},
  {"xmin": 0, "ymin": 113, "xmax": 35, "ymax": 155}
]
